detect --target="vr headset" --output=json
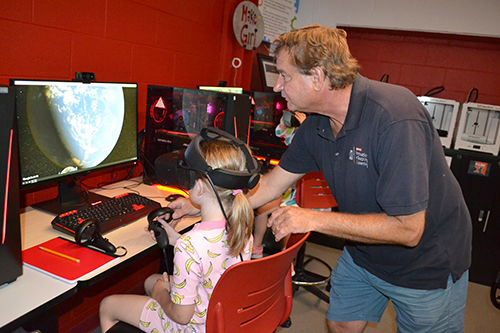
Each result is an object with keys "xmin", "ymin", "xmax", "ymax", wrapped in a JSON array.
[{"xmin": 155, "ymin": 127, "xmax": 261, "ymax": 191}]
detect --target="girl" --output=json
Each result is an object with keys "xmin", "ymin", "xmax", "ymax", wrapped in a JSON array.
[
  {"xmin": 252, "ymin": 111, "xmax": 306, "ymax": 258},
  {"xmin": 99, "ymin": 136, "xmax": 254, "ymax": 332}
]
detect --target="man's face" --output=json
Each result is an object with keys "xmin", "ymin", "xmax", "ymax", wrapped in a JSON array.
[{"xmin": 273, "ymin": 50, "xmax": 313, "ymax": 112}]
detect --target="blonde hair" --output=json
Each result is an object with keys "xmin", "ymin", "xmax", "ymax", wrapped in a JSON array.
[
  {"xmin": 199, "ymin": 139, "xmax": 254, "ymax": 257},
  {"xmin": 273, "ymin": 24, "xmax": 360, "ymax": 90}
]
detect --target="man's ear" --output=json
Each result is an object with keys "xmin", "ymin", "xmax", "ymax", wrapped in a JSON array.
[{"xmin": 309, "ymin": 67, "xmax": 326, "ymax": 91}]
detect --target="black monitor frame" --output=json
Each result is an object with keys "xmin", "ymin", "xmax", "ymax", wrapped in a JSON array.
[
  {"xmin": 246, "ymin": 91, "xmax": 289, "ymax": 160},
  {"xmin": 11, "ymin": 79, "xmax": 138, "ymax": 215}
]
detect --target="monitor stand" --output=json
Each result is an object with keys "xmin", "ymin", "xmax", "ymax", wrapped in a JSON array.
[{"xmin": 31, "ymin": 178, "xmax": 111, "ymax": 216}]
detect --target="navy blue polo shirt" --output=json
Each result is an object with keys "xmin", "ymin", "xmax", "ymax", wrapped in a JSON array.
[{"xmin": 280, "ymin": 75, "xmax": 471, "ymax": 290}]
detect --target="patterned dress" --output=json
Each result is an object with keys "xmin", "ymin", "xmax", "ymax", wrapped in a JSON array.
[{"xmin": 139, "ymin": 220, "xmax": 253, "ymax": 333}]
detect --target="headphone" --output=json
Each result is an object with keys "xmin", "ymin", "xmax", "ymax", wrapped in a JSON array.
[
  {"xmin": 156, "ymin": 127, "xmax": 261, "ymax": 191},
  {"xmin": 182, "ymin": 127, "xmax": 260, "ymax": 190}
]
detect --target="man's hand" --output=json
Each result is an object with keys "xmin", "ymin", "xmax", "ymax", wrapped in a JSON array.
[
  {"xmin": 267, "ymin": 206, "xmax": 320, "ymax": 241},
  {"xmin": 167, "ymin": 197, "xmax": 201, "ymax": 227}
]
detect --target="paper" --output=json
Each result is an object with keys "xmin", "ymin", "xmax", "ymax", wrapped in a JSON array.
[{"xmin": 23, "ymin": 237, "xmax": 119, "ymax": 284}]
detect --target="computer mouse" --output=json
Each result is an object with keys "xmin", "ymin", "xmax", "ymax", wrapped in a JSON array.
[{"xmin": 165, "ymin": 194, "xmax": 186, "ymax": 202}]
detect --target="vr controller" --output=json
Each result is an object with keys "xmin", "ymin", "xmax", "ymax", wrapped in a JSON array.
[
  {"xmin": 147, "ymin": 207, "xmax": 174, "ymax": 249},
  {"xmin": 75, "ymin": 219, "xmax": 117, "ymax": 254}
]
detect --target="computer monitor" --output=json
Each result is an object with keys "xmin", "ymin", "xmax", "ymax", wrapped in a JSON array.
[
  {"xmin": 11, "ymin": 79, "xmax": 138, "ymax": 214},
  {"xmin": 198, "ymin": 86, "xmax": 244, "ymax": 94},
  {"xmin": 143, "ymin": 85, "xmax": 251, "ymax": 183},
  {"xmin": 247, "ymin": 91, "xmax": 289, "ymax": 160}
]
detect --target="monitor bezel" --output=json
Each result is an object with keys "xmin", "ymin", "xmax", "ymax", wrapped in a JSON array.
[{"xmin": 11, "ymin": 78, "xmax": 139, "ymax": 192}]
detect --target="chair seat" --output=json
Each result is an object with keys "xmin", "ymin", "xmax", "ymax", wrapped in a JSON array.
[{"xmin": 107, "ymin": 321, "xmax": 142, "ymax": 333}]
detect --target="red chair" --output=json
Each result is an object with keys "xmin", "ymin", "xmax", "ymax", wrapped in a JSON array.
[
  {"xmin": 107, "ymin": 232, "xmax": 309, "ymax": 333},
  {"xmin": 206, "ymin": 232, "xmax": 309, "ymax": 332},
  {"xmin": 296, "ymin": 171, "xmax": 338, "ymax": 209},
  {"xmin": 293, "ymin": 171, "xmax": 338, "ymax": 303}
]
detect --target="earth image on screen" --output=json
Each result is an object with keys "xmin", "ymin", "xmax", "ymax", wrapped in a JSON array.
[{"xmin": 26, "ymin": 83, "xmax": 125, "ymax": 173}]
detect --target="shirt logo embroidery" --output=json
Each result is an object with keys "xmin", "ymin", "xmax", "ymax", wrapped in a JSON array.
[{"xmin": 349, "ymin": 147, "xmax": 369, "ymax": 168}]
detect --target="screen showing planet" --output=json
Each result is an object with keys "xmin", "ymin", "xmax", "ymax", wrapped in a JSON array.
[{"xmin": 13, "ymin": 80, "xmax": 138, "ymax": 187}]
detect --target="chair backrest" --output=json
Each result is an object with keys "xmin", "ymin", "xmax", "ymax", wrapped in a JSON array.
[
  {"xmin": 205, "ymin": 232, "xmax": 310, "ymax": 333},
  {"xmin": 296, "ymin": 171, "xmax": 337, "ymax": 209}
]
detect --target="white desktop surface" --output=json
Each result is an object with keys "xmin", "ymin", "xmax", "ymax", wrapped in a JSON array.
[{"xmin": 0, "ymin": 178, "xmax": 193, "ymax": 330}]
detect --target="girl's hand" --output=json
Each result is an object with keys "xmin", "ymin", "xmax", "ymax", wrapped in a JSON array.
[{"xmin": 145, "ymin": 210, "xmax": 181, "ymax": 245}]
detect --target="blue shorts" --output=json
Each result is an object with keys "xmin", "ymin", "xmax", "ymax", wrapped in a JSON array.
[{"xmin": 327, "ymin": 249, "xmax": 468, "ymax": 333}]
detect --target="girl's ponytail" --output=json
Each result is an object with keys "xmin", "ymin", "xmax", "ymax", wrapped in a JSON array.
[{"xmin": 226, "ymin": 190, "xmax": 254, "ymax": 256}]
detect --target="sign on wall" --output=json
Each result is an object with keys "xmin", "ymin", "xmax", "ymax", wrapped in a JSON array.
[
  {"xmin": 233, "ymin": 1, "xmax": 265, "ymax": 50},
  {"xmin": 258, "ymin": 0, "xmax": 300, "ymax": 43}
]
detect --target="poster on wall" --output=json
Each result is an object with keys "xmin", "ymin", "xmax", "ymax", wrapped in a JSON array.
[
  {"xmin": 258, "ymin": 0, "xmax": 300, "ymax": 45},
  {"xmin": 257, "ymin": 54, "xmax": 279, "ymax": 92}
]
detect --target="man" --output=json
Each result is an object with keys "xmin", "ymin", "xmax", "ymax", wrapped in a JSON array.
[{"xmin": 170, "ymin": 25, "xmax": 471, "ymax": 332}]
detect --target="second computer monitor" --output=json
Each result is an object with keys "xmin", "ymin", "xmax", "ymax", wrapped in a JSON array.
[
  {"xmin": 144, "ymin": 85, "xmax": 252, "ymax": 183},
  {"xmin": 247, "ymin": 91, "xmax": 289, "ymax": 160}
]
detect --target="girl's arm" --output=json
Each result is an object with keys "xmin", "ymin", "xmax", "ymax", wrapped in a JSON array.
[{"xmin": 151, "ymin": 272, "xmax": 195, "ymax": 325}]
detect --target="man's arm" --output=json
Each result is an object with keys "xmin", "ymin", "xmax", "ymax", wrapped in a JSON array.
[
  {"xmin": 268, "ymin": 207, "xmax": 425, "ymax": 247},
  {"xmin": 247, "ymin": 165, "xmax": 304, "ymax": 210}
]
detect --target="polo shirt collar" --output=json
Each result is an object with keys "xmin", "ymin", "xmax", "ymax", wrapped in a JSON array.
[
  {"xmin": 344, "ymin": 74, "xmax": 368, "ymax": 133},
  {"xmin": 316, "ymin": 74, "xmax": 368, "ymax": 140}
]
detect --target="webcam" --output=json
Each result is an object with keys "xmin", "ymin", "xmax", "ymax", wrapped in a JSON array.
[{"xmin": 75, "ymin": 72, "xmax": 95, "ymax": 83}]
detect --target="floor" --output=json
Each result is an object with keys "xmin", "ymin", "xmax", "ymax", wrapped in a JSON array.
[
  {"xmin": 17, "ymin": 242, "xmax": 500, "ymax": 333},
  {"xmin": 277, "ymin": 243, "xmax": 500, "ymax": 333}
]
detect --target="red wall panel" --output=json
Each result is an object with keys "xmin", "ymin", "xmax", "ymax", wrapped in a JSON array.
[
  {"xmin": 0, "ymin": 0, "xmax": 33, "ymax": 22},
  {"xmin": 33, "ymin": 0, "xmax": 106, "ymax": 35},
  {"xmin": 72, "ymin": 34, "xmax": 134, "ymax": 81},
  {"xmin": 131, "ymin": 45, "xmax": 175, "ymax": 85},
  {"xmin": 342, "ymin": 27, "xmax": 500, "ymax": 106},
  {"xmin": 0, "ymin": 20, "xmax": 72, "ymax": 79},
  {"xmin": 105, "ymin": 0, "xmax": 158, "ymax": 45}
]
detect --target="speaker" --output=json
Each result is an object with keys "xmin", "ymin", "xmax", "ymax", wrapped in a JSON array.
[{"xmin": 0, "ymin": 86, "xmax": 23, "ymax": 286}]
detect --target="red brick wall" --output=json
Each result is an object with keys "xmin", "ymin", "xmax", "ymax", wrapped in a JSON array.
[
  {"xmin": 0, "ymin": 0, "xmax": 257, "ymax": 207},
  {"xmin": 342, "ymin": 27, "xmax": 500, "ymax": 106}
]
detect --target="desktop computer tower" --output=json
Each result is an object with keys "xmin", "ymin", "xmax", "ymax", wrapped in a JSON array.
[{"xmin": 0, "ymin": 86, "xmax": 23, "ymax": 286}]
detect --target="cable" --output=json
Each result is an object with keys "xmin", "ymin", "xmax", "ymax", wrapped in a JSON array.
[
  {"xmin": 162, "ymin": 247, "xmax": 171, "ymax": 282},
  {"xmin": 424, "ymin": 86, "xmax": 444, "ymax": 97},
  {"xmin": 466, "ymin": 88, "xmax": 479, "ymax": 103}
]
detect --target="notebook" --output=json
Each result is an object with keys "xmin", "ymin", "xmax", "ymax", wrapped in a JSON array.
[{"xmin": 23, "ymin": 237, "xmax": 119, "ymax": 284}]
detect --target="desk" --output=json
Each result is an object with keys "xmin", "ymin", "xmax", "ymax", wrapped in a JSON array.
[{"xmin": 0, "ymin": 178, "xmax": 194, "ymax": 332}]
